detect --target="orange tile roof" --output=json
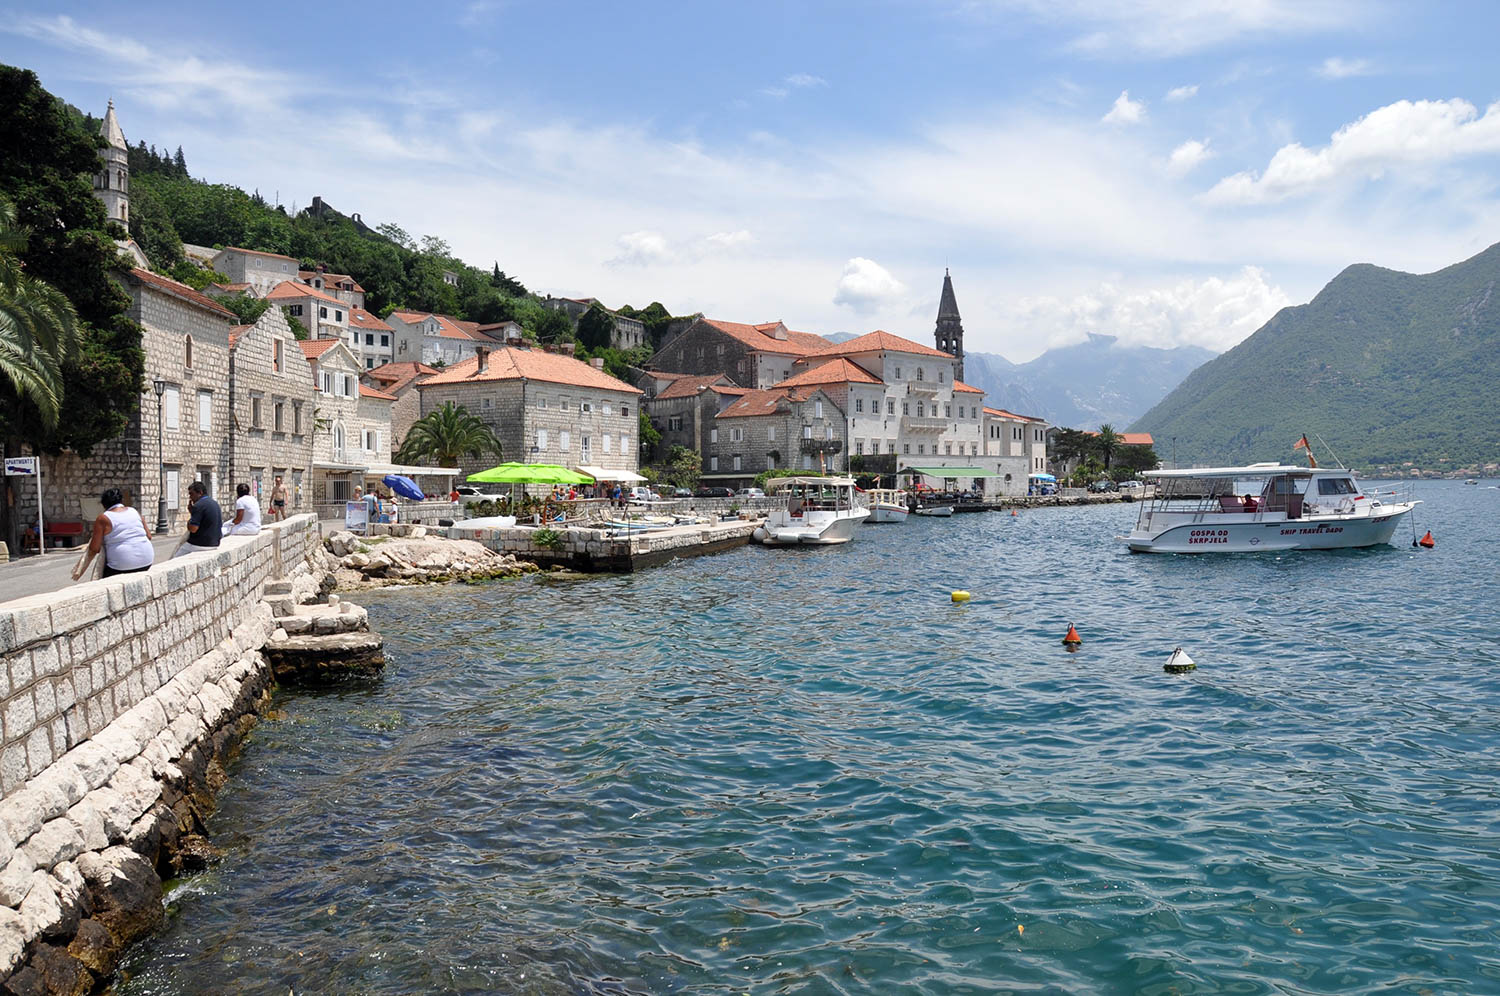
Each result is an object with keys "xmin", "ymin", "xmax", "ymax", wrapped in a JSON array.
[
  {"xmin": 359, "ymin": 384, "xmax": 397, "ymax": 401},
  {"xmin": 952, "ymin": 380, "xmax": 983, "ymax": 394},
  {"xmin": 776, "ymin": 358, "xmax": 883, "ymax": 388},
  {"xmin": 656, "ymin": 374, "xmax": 745, "ymax": 400},
  {"xmin": 228, "ymin": 324, "xmax": 250, "ymax": 349},
  {"xmin": 812, "ymin": 329, "xmax": 954, "ymax": 360},
  {"xmin": 266, "ymin": 280, "xmax": 344, "ymax": 306},
  {"xmin": 126, "ymin": 268, "xmax": 234, "ymax": 319},
  {"xmin": 219, "ymin": 246, "xmax": 299, "ymax": 264},
  {"xmin": 349, "ymin": 308, "xmax": 392, "ymax": 332},
  {"xmin": 700, "ymin": 318, "xmax": 830, "ymax": 356},
  {"xmin": 389, "ymin": 311, "xmax": 484, "ymax": 341},
  {"xmin": 716, "ymin": 386, "xmax": 829, "ymax": 418},
  {"xmin": 1085, "ymin": 430, "xmax": 1153, "ymax": 444},
  {"xmin": 365, "ymin": 361, "xmax": 439, "ymax": 394},
  {"xmin": 416, "ymin": 347, "xmax": 644, "ymax": 394},
  {"xmin": 983, "ymin": 406, "xmax": 1045, "ymax": 422},
  {"xmin": 208, "ymin": 282, "xmax": 253, "ymax": 293},
  {"xmin": 297, "ymin": 338, "xmax": 341, "ymax": 360},
  {"xmin": 299, "ymin": 270, "xmax": 364, "ymax": 292}
]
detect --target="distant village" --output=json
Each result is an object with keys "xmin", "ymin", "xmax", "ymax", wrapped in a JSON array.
[{"xmin": 37, "ymin": 102, "xmax": 1159, "ymax": 529}]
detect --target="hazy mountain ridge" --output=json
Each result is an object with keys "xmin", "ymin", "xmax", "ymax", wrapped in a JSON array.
[{"xmin": 1131, "ymin": 242, "xmax": 1500, "ymax": 472}]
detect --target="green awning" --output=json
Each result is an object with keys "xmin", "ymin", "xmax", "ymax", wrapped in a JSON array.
[{"xmin": 900, "ymin": 466, "xmax": 1010, "ymax": 478}]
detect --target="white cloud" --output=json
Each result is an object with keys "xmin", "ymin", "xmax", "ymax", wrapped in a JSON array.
[
  {"xmin": 1316, "ymin": 56, "xmax": 1374, "ymax": 79},
  {"xmin": 833, "ymin": 258, "xmax": 907, "ymax": 314},
  {"xmin": 1165, "ymin": 84, "xmax": 1198, "ymax": 102},
  {"xmin": 1102, "ymin": 90, "xmax": 1145, "ymax": 125},
  {"xmin": 607, "ymin": 231, "xmax": 672, "ymax": 267},
  {"xmin": 1004, "ymin": 267, "xmax": 1291, "ymax": 352},
  {"xmin": 1205, "ymin": 98, "xmax": 1500, "ymax": 204},
  {"xmin": 705, "ymin": 230, "xmax": 754, "ymax": 249},
  {"xmin": 1167, "ymin": 139, "xmax": 1213, "ymax": 175},
  {"xmin": 760, "ymin": 73, "xmax": 827, "ymax": 98}
]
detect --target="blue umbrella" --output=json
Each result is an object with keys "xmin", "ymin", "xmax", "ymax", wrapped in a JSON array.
[{"xmin": 382, "ymin": 474, "xmax": 425, "ymax": 501}]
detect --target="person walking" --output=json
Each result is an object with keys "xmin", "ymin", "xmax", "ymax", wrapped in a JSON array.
[
  {"xmin": 269, "ymin": 475, "xmax": 288, "ymax": 521},
  {"xmin": 74, "ymin": 488, "xmax": 154, "ymax": 579},
  {"xmin": 174, "ymin": 480, "xmax": 222, "ymax": 556},
  {"xmin": 223, "ymin": 482, "xmax": 262, "ymax": 536}
]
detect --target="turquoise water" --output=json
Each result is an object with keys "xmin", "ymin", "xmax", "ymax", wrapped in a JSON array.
[{"xmin": 119, "ymin": 482, "xmax": 1500, "ymax": 994}]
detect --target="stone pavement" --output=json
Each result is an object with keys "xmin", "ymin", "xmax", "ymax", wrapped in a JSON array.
[{"xmin": 0, "ymin": 533, "xmax": 187, "ymax": 605}]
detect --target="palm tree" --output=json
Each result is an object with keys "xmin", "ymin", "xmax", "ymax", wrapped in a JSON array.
[
  {"xmin": 1096, "ymin": 424, "xmax": 1122, "ymax": 470},
  {"xmin": 0, "ymin": 196, "xmax": 80, "ymax": 426},
  {"xmin": 395, "ymin": 401, "xmax": 503, "ymax": 467}
]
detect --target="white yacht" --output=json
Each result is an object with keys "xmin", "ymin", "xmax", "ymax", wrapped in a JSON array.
[
  {"xmin": 865, "ymin": 489, "xmax": 910, "ymax": 524},
  {"xmin": 754, "ymin": 477, "xmax": 870, "ymax": 545},
  {"xmin": 1126, "ymin": 464, "xmax": 1419, "ymax": 554}
]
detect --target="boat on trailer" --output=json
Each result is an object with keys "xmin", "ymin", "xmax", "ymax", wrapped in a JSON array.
[
  {"xmin": 754, "ymin": 476, "xmax": 870, "ymax": 545},
  {"xmin": 1126, "ymin": 463, "xmax": 1419, "ymax": 554},
  {"xmin": 865, "ymin": 489, "xmax": 910, "ymax": 524}
]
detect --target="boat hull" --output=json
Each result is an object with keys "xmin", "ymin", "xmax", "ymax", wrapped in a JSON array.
[
  {"xmin": 866, "ymin": 502, "xmax": 910, "ymax": 524},
  {"xmin": 758, "ymin": 508, "xmax": 871, "ymax": 545},
  {"xmin": 914, "ymin": 505, "xmax": 953, "ymax": 518},
  {"xmin": 1127, "ymin": 503, "xmax": 1417, "ymax": 553}
]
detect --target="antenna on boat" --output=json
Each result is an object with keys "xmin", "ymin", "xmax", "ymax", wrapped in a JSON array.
[{"xmin": 1311, "ymin": 431, "xmax": 1347, "ymax": 470}]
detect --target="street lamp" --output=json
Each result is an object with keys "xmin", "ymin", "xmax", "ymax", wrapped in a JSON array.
[{"xmin": 153, "ymin": 378, "xmax": 168, "ymax": 532}]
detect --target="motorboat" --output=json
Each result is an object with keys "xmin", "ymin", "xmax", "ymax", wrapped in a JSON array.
[
  {"xmin": 913, "ymin": 502, "xmax": 954, "ymax": 517},
  {"xmin": 1125, "ymin": 463, "xmax": 1419, "ymax": 554},
  {"xmin": 754, "ymin": 477, "xmax": 870, "ymax": 545},
  {"xmin": 865, "ymin": 489, "xmax": 910, "ymax": 524}
]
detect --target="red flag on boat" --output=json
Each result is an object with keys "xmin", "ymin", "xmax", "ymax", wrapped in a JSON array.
[{"xmin": 1293, "ymin": 434, "xmax": 1317, "ymax": 468}]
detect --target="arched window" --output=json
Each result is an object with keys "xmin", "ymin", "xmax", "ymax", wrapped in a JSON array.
[
  {"xmin": 117, "ymin": 169, "xmax": 125, "ymax": 188},
  {"xmin": 185, "ymin": 335, "xmax": 193, "ymax": 369}
]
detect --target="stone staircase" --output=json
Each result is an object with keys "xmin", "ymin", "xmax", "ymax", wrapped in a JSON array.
[{"xmin": 260, "ymin": 580, "xmax": 384, "ymax": 684}]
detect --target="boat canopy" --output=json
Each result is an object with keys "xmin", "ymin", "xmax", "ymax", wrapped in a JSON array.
[
  {"xmin": 1028, "ymin": 472, "xmax": 1056, "ymax": 482},
  {"xmin": 1144, "ymin": 464, "xmax": 1321, "ymax": 479},
  {"xmin": 766, "ymin": 476, "xmax": 857, "ymax": 490}
]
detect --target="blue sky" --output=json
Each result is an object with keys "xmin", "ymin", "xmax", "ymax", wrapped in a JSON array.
[{"xmin": 6, "ymin": 1, "xmax": 1500, "ymax": 360}]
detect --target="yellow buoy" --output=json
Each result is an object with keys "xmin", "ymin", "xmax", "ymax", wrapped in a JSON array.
[{"xmin": 951, "ymin": 590, "xmax": 971, "ymax": 603}]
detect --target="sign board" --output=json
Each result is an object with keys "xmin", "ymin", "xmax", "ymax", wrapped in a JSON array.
[
  {"xmin": 344, "ymin": 501, "xmax": 369, "ymax": 534},
  {"xmin": 4, "ymin": 457, "xmax": 38, "ymax": 476}
]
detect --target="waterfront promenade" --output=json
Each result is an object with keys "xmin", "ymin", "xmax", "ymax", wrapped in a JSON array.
[{"xmin": 0, "ymin": 535, "xmax": 183, "ymax": 605}]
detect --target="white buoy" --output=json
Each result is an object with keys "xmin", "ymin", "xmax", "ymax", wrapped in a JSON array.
[{"xmin": 1164, "ymin": 647, "xmax": 1196, "ymax": 673}]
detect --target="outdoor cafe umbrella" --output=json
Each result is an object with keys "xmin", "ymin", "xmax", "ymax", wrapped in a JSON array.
[
  {"xmin": 467, "ymin": 463, "xmax": 595, "ymax": 485},
  {"xmin": 381, "ymin": 474, "xmax": 425, "ymax": 501}
]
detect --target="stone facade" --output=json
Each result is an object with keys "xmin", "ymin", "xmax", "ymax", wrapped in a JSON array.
[
  {"xmin": 210, "ymin": 248, "xmax": 300, "ymax": 297},
  {"xmin": 649, "ymin": 318, "xmax": 830, "ymax": 389},
  {"xmin": 266, "ymin": 281, "xmax": 348, "ymax": 349},
  {"xmin": 298, "ymin": 269, "xmax": 366, "ymax": 310},
  {"xmin": 934, "ymin": 269, "xmax": 965, "ymax": 383},
  {"xmin": 299, "ymin": 340, "xmax": 393, "ymax": 503},
  {"xmin": 230, "ymin": 307, "xmax": 317, "ymax": 512},
  {"xmin": 361, "ymin": 363, "xmax": 438, "ymax": 452},
  {"xmin": 639, "ymin": 374, "xmax": 747, "ymax": 462},
  {"xmin": 91, "ymin": 102, "xmax": 129, "ymax": 226},
  {"xmin": 385, "ymin": 312, "xmax": 485, "ymax": 367},
  {"xmin": 981, "ymin": 408, "xmax": 1051, "ymax": 495},
  {"xmin": 709, "ymin": 387, "xmax": 847, "ymax": 483}
]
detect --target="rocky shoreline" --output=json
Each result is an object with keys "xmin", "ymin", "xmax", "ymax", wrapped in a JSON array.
[{"xmin": 320, "ymin": 528, "xmax": 540, "ymax": 591}]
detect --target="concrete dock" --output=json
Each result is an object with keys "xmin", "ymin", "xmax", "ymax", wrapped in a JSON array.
[{"xmin": 449, "ymin": 517, "xmax": 762, "ymax": 573}]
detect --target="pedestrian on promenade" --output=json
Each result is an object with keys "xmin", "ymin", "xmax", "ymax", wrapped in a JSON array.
[
  {"xmin": 223, "ymin": 482, "xmax": 262, "ymax": 536},
  {"xmin": 269, "ymin": 475, "xmax": 288, "ymax": 521},
  {"xmin": 73, "ymin": 488, "xmax": 154, "ymax": 580},
  {"xmin": 174, "ymin": 481, "xmax": 222, "ymax": 557}
]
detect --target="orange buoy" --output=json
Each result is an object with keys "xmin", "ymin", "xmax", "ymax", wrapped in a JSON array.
[
  {"xmin": 1011, "ymin": 510, "xmax": 1018, "ymax": 517},
  {"xmin": 1062, "ymin": 623, "xmax": 1082, "ymax": 646},
  {"xmin": 1419, "ymin": 530, "xmax": 1435, "ymax": 548}
]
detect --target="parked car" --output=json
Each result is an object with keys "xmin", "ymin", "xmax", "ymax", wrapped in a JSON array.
[
  {"xmin": 454, "ymin": 485, "xmax": 507, "ymax": 502},
  {"xmin": 626, "ymin": 486, "xmax": 661, "ymax": 503},
  {"xmin": 736, "ymin": 487, "xmax": 766, "ymax": 499},
  {"xmin": 1088, "ymin": 479, "xmax": 1116, "ymax": 493},
  {"xmin": 693, "ymin": 486, "xmax": 735, "ymax": 498},
  {"xmin": 670, "ymin": 487, "xmax": 694, "ymax": 498},
  {"xmin": 1117, "ymin": 480, "xmax": 1144, "ymax": 493}
]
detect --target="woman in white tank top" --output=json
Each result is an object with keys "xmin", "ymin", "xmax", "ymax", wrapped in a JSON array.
[{"xmin": 84, "ymin": 487, "xmax": 155, "ymax": 577}]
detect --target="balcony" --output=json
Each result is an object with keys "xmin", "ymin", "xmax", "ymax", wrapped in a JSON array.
[
  {"xmin": 900, "ymin": 415, "xmax": 948, "ymax": 434},
  {"xmin": 799, "ymin": 438, "xmax": 843, "ymax": 455},
  {"xmin": 906, "ymin": 381, "xmax": 940, "ymax": 397}
]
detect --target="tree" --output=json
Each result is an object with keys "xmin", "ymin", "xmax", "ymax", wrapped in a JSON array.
[
  {"xmin": 637, "ymin": 409, "xmax": 660, "ymax": 461},
  {"xmin": 1097, "ymin": 424, "xmax": 1122, "ymax": 469},
  {"xmin": 576, "ymin": 301, "xmax": 616, "ymax": 352},
  {"xmin": 219, "ymin": 293, "xmax": 269, "ymax": 325},
  {"xmin": 395, "ymin": 401, "xmax": 503, "ymax": 467},
  {"xmin": 656, "ymin": 445, "xmax": 701, "ymax": 490},
  {"xmin": 172, "ymin": 145, "xmax": 187, "ymax": 177},
  {"xmin": 283, "ymin": 312, "xmax": 310, "ymax": 340},
  {"xmin": 0, "ymin": 195, "xmax": 80, "ymax": 425}
]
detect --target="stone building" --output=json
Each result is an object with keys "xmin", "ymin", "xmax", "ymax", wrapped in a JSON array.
[
  {"xmin": 297, "ymin": 339, "xmax": 393, "ymax": 504},
  {"xmin": 648, "ymin": 317, "xmax": 830, "ymax": 389},
  {"xmin": 639, "ymin": 373, "xmax": 748, "ymax": 461},
  {"xmin": 362, "ymin": 361, "xmax": 440, "ymax": 451},
  {"xmin": 265, "ymin": 280, "xmax": 348, "ymax": 345},
  {"xmin": 982, "ymin": 408, "xmax": 1051, "ymax": 495},
  {"xmin": 212, "ymin": 247, "xmax": 301, "ymax": 296},
  {"xmin": 542, "ymin": 296, "xmax": 647, "ymax": 350},
  {"xmin": 415, "ymin": 345, "xmax": 643, "ymax": 480},
  {"xmin": 92, "ymin": 100, "xmax": 129, "ymax": 225},
  {"xmin": 228, "ymin": 305, "xmax": 317, "ymax": 510},
  {"xmin": 298, "ymin": 268, "xmax": 366, "ymax": 309},
  {"xmin": 386, "ymin": 310, "xmax": 488, "ymax": 367},
  {"xmin": 348, "ymin": 306, "xmax": 395, "ymax": 369},
  {"xmin": 934, "ymin": 269, "xmax": 965, "ymax": 383},
  {"xmin": 708, "ymin": 386, "xmax": 848, "ymax": 486}
]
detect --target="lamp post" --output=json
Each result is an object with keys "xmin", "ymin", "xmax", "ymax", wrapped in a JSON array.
[
  {"xmin": 153, "ymin": 378, "xmax": 168, "ymax": 532},
  {"xmin": 1171, "ymin": 436, "xmax": 1177, "ymax": 471}
]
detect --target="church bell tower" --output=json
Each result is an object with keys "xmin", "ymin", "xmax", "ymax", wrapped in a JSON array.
[
  {"xmin": 94, "ymin": 100, "xmax": 129, "ymax": 225},
  {"xmin": 935, "ymin": 269, "xmax": 964, "ymax": 382}
]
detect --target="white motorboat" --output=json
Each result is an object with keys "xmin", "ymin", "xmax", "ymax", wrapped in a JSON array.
[
  {"xmin": 754, "ymin": 477, "xmax": 870, "ymax": 545},
  {"xmin": 865, "ymin": 489, "xmax": 910, "ymax": 524},
  {"xmin": 913, "ymin": 503, "xmax": 954, "ymax": 517},
  {"xmin": 1126, "ymin": 463, "xmax": 1419, "ymax": 554}
]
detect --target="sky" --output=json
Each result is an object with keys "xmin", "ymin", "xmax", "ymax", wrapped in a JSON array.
[{"xmin": 6, "ymin": 0, "xmax": 1500, "ymax": 361}]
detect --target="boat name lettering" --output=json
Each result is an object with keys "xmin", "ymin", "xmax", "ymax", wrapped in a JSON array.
[
  {"xmin": 1279, "ymin": 526, "xmax": 1344, "ymax": 535},
  {"xmin": 1188, "ymin": 528, "xmax": 1229, "ymax": 545}
]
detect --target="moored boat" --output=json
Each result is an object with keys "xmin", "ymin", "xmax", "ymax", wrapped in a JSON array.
[
  {"xmin": 913, "ymin": 503, "xmax": 954, "ymax": 517},
  {"xmin": 1126, "ymin": 463, "xmax": 1419, "ymax": 553},
  {"xmin": 753, "ymin": 476, "xmax": 870, "ymax": 545},
  {"xmin": 865, "ymin": 489, "xmax": 910, "ymax": 524}
]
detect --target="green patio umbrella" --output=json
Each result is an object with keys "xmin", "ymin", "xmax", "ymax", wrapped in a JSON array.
[{"xmin": 467, "ymin": 463, "xmax": 595, "ymax": 485}]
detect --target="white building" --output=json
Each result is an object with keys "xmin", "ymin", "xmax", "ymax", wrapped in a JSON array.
[
  {"xmin": 213, "ymin": 247, "xmax": 302, "ymax": 296},
  {"xmin": 386, "ymin": 310, "xmax": 489, "ymax": 367}
]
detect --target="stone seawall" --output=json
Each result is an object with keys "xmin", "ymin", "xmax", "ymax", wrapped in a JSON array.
[
  {"xmin": 0, "ymin": 515, "xmax": 325, "ymax": 991},
  {"xmin": 450, "ymin": 518, "xmax": 762, "ymax": 572}
]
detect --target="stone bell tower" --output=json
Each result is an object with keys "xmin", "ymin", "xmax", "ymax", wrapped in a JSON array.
[
  {"xmin": 95, "ymin": 100, "xmax": 129, "ymax": 225},
  {"xmin": 935, "ymin": 268, "xmax": 964, "ymax": 382}
]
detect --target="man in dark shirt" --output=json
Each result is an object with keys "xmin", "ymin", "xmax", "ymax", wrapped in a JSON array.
[{"xmin": 176, "ymin": 480, "xmax": 222, "ymax": 555}]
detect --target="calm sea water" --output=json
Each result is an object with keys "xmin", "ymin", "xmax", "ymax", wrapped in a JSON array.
[{"xmin": 119, "ymin": 482, "xmax": 1500, "ymax": 995}]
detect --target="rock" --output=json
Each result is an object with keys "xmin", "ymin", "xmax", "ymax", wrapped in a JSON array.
[
  {"xmin": 19, "ymin": 871, "xmax": 62, "ymax": 939},
  {"xmin": 75, "ymin": 847, "xmax": 163, "ymax": 950},
  {"xmin": 2, "ymin": 965, "xmax": 43, "ymax": 996},
  {"xmin": 0, "ymin": 907, "xmax": 23, "ymax": 979},
  {"xmin": 0, "ymin": 851, "xmax": 37, "ymax": 907},
  {"xmin": 29, "ymin": 942, "xmax": 93, "ymax": 996},
  {"xmin": 22, "ymin": 819, "xmax": 84, "ymax": 872},
  {"xmin": 66, "ymin": 918, "xmax": 116, "ymax": 976},
  {"xmin": 174, "ymin": 834, "xmax": 222, "ymax": 873},
  {"xmin": 344, "ymin": 552, "xmax": 369, "ymax": 568}
]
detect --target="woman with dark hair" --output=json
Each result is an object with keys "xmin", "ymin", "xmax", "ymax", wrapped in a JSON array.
[{"xmin": 74, "ymin": 488, "xmax": 155, "ymax": 579}]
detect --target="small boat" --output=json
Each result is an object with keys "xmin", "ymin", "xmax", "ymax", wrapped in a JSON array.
[
  {"xmin": 865, "ymin": 489, "xmax": 910, "ymax": 524},
  {"xmin": 753, "ymin": 476, "xmax": 870, "ymax": 545},
  {"xmin": 914, "ymin": 503, "xmax": 954, "ymax": 517},
  {"xmin": 1465, "ymin": 479, "xmax": 1478, "ymax": 485},
  {"xmin": 1126, "ymin": 463, "xmax": 1420, "ymax": 554}
]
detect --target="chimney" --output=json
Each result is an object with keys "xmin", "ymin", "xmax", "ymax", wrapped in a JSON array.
[
  {"xmin": 505, "ymin": 325, "xmax": 523, "ymax": 345},
  {"xmin": 475, "ymin": 346, "xmax": 489, "ymax": 373},
  {"xmin": 559, "ymin": 342, "xmax": 575, "ymax": 356},
  {"xmin": 591, "ymin": 357, "xmax": 604, "ymax": 370}
]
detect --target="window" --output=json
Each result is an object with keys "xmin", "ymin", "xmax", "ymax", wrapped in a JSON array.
[
  {"xmin": 767, "ymin": 426, "xmax": 776, "ymax": 442},
  {"xmin": 917, "ymin": 403, "xmax": 925, "ymax": 417},
  {"xmin": 945, "ymin": 404, "xmax": 952, "ymax": 418},
  {"xmin": 603, "ymin": 403, "xmax": 612, "ymax": 416},
  {"xmin": 559, "ymin": 397, "xmax": 569, "ymax": 410},
  {"xmin": 321, "ymin": 372, "xmax": 332, "ymax": 394},
  {"xmin": 668, "ymin": 414, "xmax": 683, "ymax": 432},
  {"xmin": 163, "ymin": 385, "xmax": 180, "ymax": 430},
  {"xmin": 319, "ymin": 306, "xmax": 328, "ymax": 319},
  {"xmin": 603, "ymin": 434, "xmax": 612, "ymax": 453},
  {"xmin": 335, "ymin": 310, "xmax": 344, "ymax": 322},
  {"xmin": 1013, "ymin": 427, "xmax": 1022, "ymax": 440},
  {"xmin": 902, "ymin": 402, "xmax": 910, "ymax": 415},
  {"xmin": 895, "ymin": 366, "xmax": 903, "ymax": 379},
  {"xmin": 537, "ymin": 428, "xmax": 548, "ymax": 449},
  {"xmin": 855, "ymin": 441, "xmax": 864, "ymax": 455},
  {"xmin": 581, "ymin": 435, "xmax": 591, "ymax": 460},
  {"xmin": 887, "ymin": 399, "xmax": 895, "ymax": 415},
  {"xmin": 825, "ymin": 425, "xmax": 833, "ymax": 440},
  {"xmin": 559, "ymin": 431, "xmax": 570, "ymax": 451},
  {"xmin": 814, "ymin": 400, "xmax": 823, "ymax": 418},
  {"xmin": 1318, "ymin": 478, "xmax": 1357, "ymax": 495},
  {"xmin": 940, "ymin": 369, "xmax": 947, "ymax": 384},
  {"xmin": 888, "ymin": 441, "xmax": 896, "ymax": 454},
  {"xmin": 197, "ymin": 390, "xmax": 212, "ymax": 432},
  {"xmin": 482, "ymin": 397, "xmax": 492, "ymax": 409},
  {"xmin": 945, "ymin": 442, "xmax": 953, "ymax": 454},
  {"xmin": 972, "ymin": 443, "xmax": 979, "ymax": 455},
  {"xmin": 768, "ymin": 452, "xmax": 777, "ymax": 469},
  {"xmin": 802, "ymin": 425, "xmax": 812, "ymax": 439},
  {"xmin": 293, "ymin": 402, "xmax": 303, "ymax": 435},
  {"xmin": 365, "ymin": 358, "xmax": 374, "ymax": 369},
  {"xmin": 366, "ymin": 333, "xmax": 374, "ymax": 346},
  {"xmin": 165, "ymin": 467, "xmax": 180, "ymax": 510},
  {"xmin": 916, "ymin": 367, "xmax": 924, "ymax": 381},
  {"xmin": 710, "ymin": 456, "xmax": 719, "ymax": 471},
  {"xmin": 273, "ymin": 339, "xmax": 283, "ymax": 373},
  {"xmin": 288, "ymin": 304, "xmax": 303, "ymax": 317},
  {"xmin": 184, "ymin": 336, "xmax": 193, "ymax": 369},
  {"xmin": 621, "ymin": 404, "xmax": 630, "ymax": 417},
  {"xmin": 918, "ymin": 443, "xmax": 925, "ymax": 455},
  {"xmin": 855, "ymin": 398, "xmax": 864, "ymax": 413},
  {"xmin": 580, "ymin": 401, "xmax": 593, "ymax": 413},
  {"xmin": 903, "ymin": 443, "xmax": 910, "ymax": 454},
  {"xmin": 273, "ymin": 400, "xmax": 284, "ymax": 432},
  {"xmin": 710, "ymin": 428, "xmax": 718, "ymax": 443},
  {"xmin": 537, "ymin": 397, "xmax": 547, "ymax": 410},
  {"xmin": 621, "ymin": 434, "xmax": 629, "ymax": 454},
  {"xmin": 801, "ymin": 454, "xmax": 813, "ymax": 469},
  {"xmin": 381, "ymin": 335, "xmax": 389, "ymax": 347},
  {"xmin": 730, "ymin": 427, "xmax": 744, "ymax": 442},
  {"xmin": 732, "ymin": 454, "xmax": 741, "ymax": 471},
  {"xmin": 250, "ymin": 393, "xmax": 263, "ymax": 428},
  {"xmin": 363, "ymin": 429, "xmax": 376, "ymax": 451}
]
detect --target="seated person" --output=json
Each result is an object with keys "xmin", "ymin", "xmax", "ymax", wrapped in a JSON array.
[{"xmin": 1243, "ymin": 493, "xmax": 1258, "ymax": 512}]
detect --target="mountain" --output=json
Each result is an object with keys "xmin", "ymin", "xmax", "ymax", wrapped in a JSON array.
[
  {"xmin": 960, "ymin": 334, "xmax": 1214, "ymax": 426},
  {"xmin": 1131, "ymin": 242, "xmax": 1500, "ymax": 473}
]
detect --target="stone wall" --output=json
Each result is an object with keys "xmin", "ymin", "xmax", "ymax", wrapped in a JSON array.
[
  {"xmin": 0, "ymin": 515, "xmax": 323, "ymax": 983},
  {"xmin": 651, "ymin": 319, "xmax": 763, "ymax": 387},
  {"xmin": 450, "ymin": 517, "xmax": 760, "ymax": 572}
]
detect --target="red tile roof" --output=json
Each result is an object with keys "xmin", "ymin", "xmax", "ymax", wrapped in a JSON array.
[
  {"xmin": 776, "ymin": 358, "xmax": 883, "ymax": 388},
  {"xmin": 218, "ymin": 246, "xmax": 299, "ymax": 264},
  {"xmin": 206, "ymin": 282, "xmax": 253, "ymax": 293},
  {"xmin": 1084, "ymin": 430, "xmax": 1152, "ymax": 444},
  {"xmin": 359, "ymin": 384, "xmax": 397, "ymax": 401},
  {"xmin": 266, "ymin": 280, "xmax": 344, "ymax": 306},
  {"xmin": 228, "ymin": 324, "xmax": 250, "ymax": 349},
  {"xmin": 297, "ymin": 338, "xmax": 342, "ymax": 360},
  {"xmin": 699, "ymin": 318, "xmax": 830, "ymax": 356},
  {"xmin": 984, "ymin": 406, "xmax": 1046, "ymax": 422},
  {"xmin": 416, "ymin": 347, "xmax": 644, "ymax": 393},
  {"xmin": 349, "ymin": 308, "xmax": 392, "ymax": 332},
  {"xmin": 812, "ymin": 329, "xmax": 954, "ymax": 360},
  {"xmin": 125, "ymin": 268, "xmax": 234, "ymax": 319},
  {"xmin": 952, "ymin": 380, "xmax": 983, "ymax": 394},
  {"xmin": 389, "ymin": 311, "xmax": 484, "ymax": 341},
  {"xmin": 299, "ymin": 270, "xmax": 365, "ymax": 292},
  {"xmin": 365, "ymin": 361, "xmax": 439, "ymax": 394},
  {"xmin": 656, "ymin": 374, "xmax": 745, "ymax": 400},
  {"xmin": 716, "ymin": 386, "xmax": 830, "ymax": 418}
]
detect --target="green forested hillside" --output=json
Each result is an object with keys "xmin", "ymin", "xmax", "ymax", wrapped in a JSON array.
[{"xmin": 1131, "ymin": 243, "xmax": 1500, "ymax": 473}]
